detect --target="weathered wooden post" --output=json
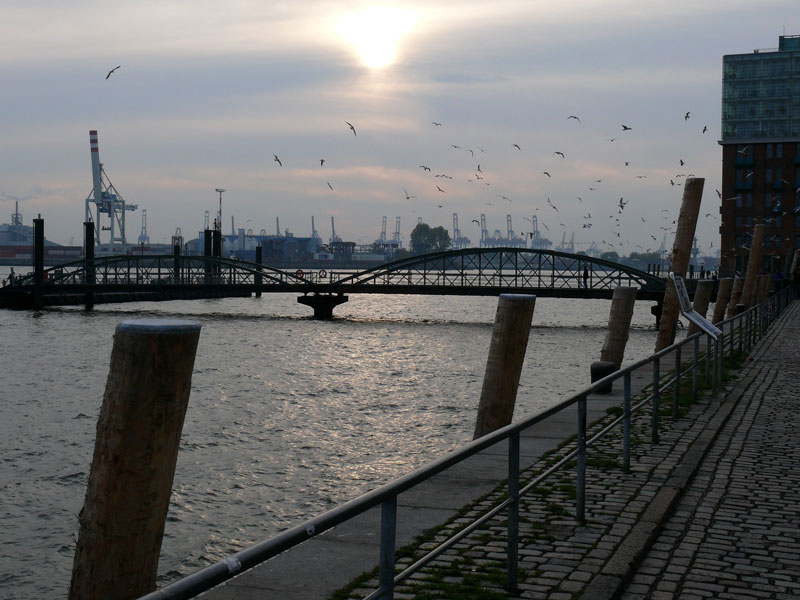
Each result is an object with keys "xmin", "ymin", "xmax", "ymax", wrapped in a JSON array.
[
  {"xmin": 739, "ymin": 223, "xmax": 766, "ymax": 308},
  {"xmin": 790, "ymin": 249, "xmax": 800, "ymax": 283},
  {"xmin": 69, "ymin": 319, "xmax": 202, "ymax": 600},
  {"xmin": 687, "ymin": 279, "xmax": 713, "ymax": 336},
  {"xmin": 33, "ymin": 215, "xmax": 44, "ymax": 309},
  {"xmin": 600, "ymin": 287, "xmax": 638, "ymax": 367},
  {"xmin": 725, "ymin": 276, "xmax": 745, "ymax": 319},
  {"xmin": 655, "ymin": 177, "xmax": 704, "ymax": 351},
  {"xmin": 474, "ymin": 294, "xmax": 536, "ymax": 439},
  {"xmin": 591, "ymin": 287, "xmax": 637, "ymax": 393},
  {"xmin": 756, "ymin": 273, "xmax": 772, "ymax": 304},
  {"xmin": 711, "ymin": 277, "xmax": 733, "ymax": 324}
]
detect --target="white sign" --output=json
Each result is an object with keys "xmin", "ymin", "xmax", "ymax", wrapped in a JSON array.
[{"xmin": 669, "ymin": 273, "xmax": 722, "ymax": 340}]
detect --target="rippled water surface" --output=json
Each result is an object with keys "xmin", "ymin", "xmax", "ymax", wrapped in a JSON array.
[{"xmin": 0, "ymin": 281, "xmax": 683, "ymax": 598}]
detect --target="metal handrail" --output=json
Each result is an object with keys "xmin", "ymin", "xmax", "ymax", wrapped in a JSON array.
[{"xmin": 139, "ymin": 285, "xmax": 796, "ymax": 600}]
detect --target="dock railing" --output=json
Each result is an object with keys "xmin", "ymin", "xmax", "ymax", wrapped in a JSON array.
[{"xmin": 138, "ymin": 285, "xmax": 797, "ymax": 600}]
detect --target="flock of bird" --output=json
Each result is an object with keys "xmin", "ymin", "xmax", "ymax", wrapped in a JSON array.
[{"xmin": 105, "ymin": 63, "xmax": 730, "ymax": 254}]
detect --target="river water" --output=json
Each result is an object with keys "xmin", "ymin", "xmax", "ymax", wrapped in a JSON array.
[{"xmin": 0, "ymin": 270, "xmax": 670, "ymax": 598}]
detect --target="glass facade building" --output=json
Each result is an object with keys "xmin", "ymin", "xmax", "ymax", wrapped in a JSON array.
[{"xmin": 719, "ymin": 36, "xmax": 800, "ymax": 276}]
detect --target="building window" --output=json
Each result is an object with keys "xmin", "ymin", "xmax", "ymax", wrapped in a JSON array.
[
  {"xmin": 736, "ymin": 235, "xmax": 743, "ymax": 247},
  {"xmin": 774, "ymin": 215, "xmax": 782, "ymax": 228},
  {"xmin": 767, "ymin": 144, "xmax": 773, "ymax": 159},
  {"xmin": 736, "ymin": 194, "xmax": 743, "ymax": 208},
  {"xmin": 746, "ymin": 216, "xmax": 752, "ymax": 227},
  {"xmin": 776, "ymin": 168, "xmax": 782, "ymax": 185},
  {"xmin": 736, "ymin": 216, "xmax": 742, "ymax": 227},
  {"xmin": 765, "ymin": 194, "xmax": 773, "ymax": 208},
  {"xmin": 796, "ymin": 235, "xmax": 800, "ymax": 249},
  {"xmin": 776, "ymin": 143, "xmax": 783, "ymax": 158},
  {"xmin": 766, "ymin": 168, "xmax": 773, "ymax": 183},
  {"xmin": 746, "ymin": 194, "xmax": 753, "ymax": 208}
]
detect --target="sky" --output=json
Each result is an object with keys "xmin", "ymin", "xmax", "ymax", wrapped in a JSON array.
[{"xmin": 0, "ymin": 1, "xmax": 796, "ymax": 255}]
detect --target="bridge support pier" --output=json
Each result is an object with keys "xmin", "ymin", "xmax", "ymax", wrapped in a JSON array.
[{"xmin": 297, "ymin": 293, "xmax": 348, "ymax": 319}]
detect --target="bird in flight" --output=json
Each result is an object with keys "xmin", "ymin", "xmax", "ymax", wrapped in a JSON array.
[
  {"xmin": 621, "ymin": 124, "xmax": 632, "ymax": 131},
  {"xmin": 436, "ymin": 185, "xmax": 445, "ymax": 193},
  {"xmin": 419, "ymin": 165, "xmax": 431, "ymax": 171},
  {"xmin": 567, "ymin": 115, "xmax": 581, "ymax": 123},
  {"xmin": 273, "ymin": 154, "xmax": 282, "ymax": 167},
  {"xmin": 684, "ymin": 111, "xmax": 691, "ymax": 121},
  {"xmin": 345, "ymin": 121, "xmax": 357, "ymax": 136},
  {"xmin": 327, "ymin": 182, "xmax": 334, "ymax": 190},
  {"xmin": 543, "ymin": 171, "xmax": 551, "ymax": 177},
  {"xmin": 554, "ymin": 151, "xmax": 565, "ymax": 158},
  {"xmin": 702, "ymin": 125, "xmax": 708, "ymax": 134},
  {"xmin": 497, "ymin": 194, "xmax": 511, "ymax": 202},
  {"xmin": 472, "ymin": 219, "xmax": 480, "ymax": 225},
  {"xmin": 105, "ymin": 65, "xmax": 121, "ymax": 79},
  {"xmin": 608, "ymin": 138, "xmax": 617, "ymax": 142},
  {"xmin": 680, "ymin": 159, "xmax": 685, "ymax": 166},
  {"xmin": 512, "ymin": 144, "xmax": 521, "ymax": 150},
  {"xmin": 404, "ymin": 189, "xmax": 416, "ymax": 200},
  {"xmin": 320, "ymin": 159, "xmax": 325, "ymax": 166},
  {"xmin": 431, "ymin": 121, "xmax": 442, "ymax": 126}
]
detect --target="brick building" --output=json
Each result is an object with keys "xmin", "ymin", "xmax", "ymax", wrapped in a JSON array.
[{"xmin": 719, "ymin": 35, "xmax": 800, "ymax": 276}]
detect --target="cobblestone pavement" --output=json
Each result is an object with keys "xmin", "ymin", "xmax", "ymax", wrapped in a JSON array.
[
  {"xmin": 621, "ymin": 303, "xmax": 800, "ymax": 600},
  {"xmin": 336, "ymin": 300, "xmax": 799, "ymax": 600}
]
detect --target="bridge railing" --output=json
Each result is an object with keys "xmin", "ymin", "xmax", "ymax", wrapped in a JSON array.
[{"xmin": 137, "ymin": 285, "xmax": 797, "ymax": 600}]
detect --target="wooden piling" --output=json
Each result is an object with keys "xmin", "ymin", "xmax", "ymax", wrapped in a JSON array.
[
  {"xmin": 474, "ymin": 294, "xmax": 536, "ymax": 439},
  {"xmin": 84, "ymin": 221, "xmax": 95, "ymax": 310},
  {"xmin": 687, "ymin": 279, "xmax": 713, "ymax": 336},
  {"xmin": 739, "ymin": 223, "xmax": 766, "ymax": 308},
  {"xmin": 790, "ymin": 249, "xmax": 800, "ymax": 283},
  {"xmin": 600, "ymin": 287, "xmax": 638, "ymax": 369},
  {"xmin": 655, "ymin": 177, "xmax": 704, "ymax": 351},
  {"xmin": 756, "ymin": 273, "xmax": 772, "ymax": 304},
  {"xmin": 711, "ymin": 277, "xmax": 733, "ymax": 324},
  {"xmin": 33, "ymin": 216, "xmax": 44, "ymax": 309},
  {"xmin": 725, "ymin": 276, "xmax": 745, "ymax": 319},
  {"xmin": 69, "ymin": 319, "xmax": 201, "ymax": 600}
]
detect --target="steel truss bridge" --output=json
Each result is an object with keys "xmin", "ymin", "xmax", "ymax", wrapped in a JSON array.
[{"xmin": 0, "ymin": 248, "xmax": 670, "ymax": 318}]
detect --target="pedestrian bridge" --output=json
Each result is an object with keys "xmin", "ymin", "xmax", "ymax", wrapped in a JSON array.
[{"xmin": 0, "ymin": 247, "xmax": 669, "ymax": 317}]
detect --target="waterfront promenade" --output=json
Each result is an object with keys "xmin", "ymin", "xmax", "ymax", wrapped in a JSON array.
[{"xmin": 200, "ymin": 300, "xmax": 798, "ymax": 600}]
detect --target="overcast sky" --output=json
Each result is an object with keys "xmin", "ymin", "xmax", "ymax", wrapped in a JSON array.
[{"xmin": 0, "ymin": 1, "xmax": 795, "ymax": 254}]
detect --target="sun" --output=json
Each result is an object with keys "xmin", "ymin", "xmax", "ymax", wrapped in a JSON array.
[{"xmin": 338, "ymin": 7, "xmax": 417, "ymax": 69}]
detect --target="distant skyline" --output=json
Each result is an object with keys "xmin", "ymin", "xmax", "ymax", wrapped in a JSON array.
[{"xmin": 0, "ymin": 1, "xmax": 796, "ymax": 254}]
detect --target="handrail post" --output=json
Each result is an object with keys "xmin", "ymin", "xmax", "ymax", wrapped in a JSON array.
[
  {"xmin": 692, "ymin": 336, "xmax": 699, "ymax": 401},
  {"xmin": 507, "ymin": 433, "xmax": 520, "ymax": 593},
  {"xmin": 378, "ymin": 496, "xmax": 397, "ymax": 600},
  {"xmin": 623, "ymin": 372, "xmax": 631, "ymax": 473},
  {"xmin": 652, "ymin": 357, "xmax": 660, "ymax": 444},
  {"xmin": 576, "ymin": 395, "xmax": 587, "ymax": 523},
  {"xmin": 673, "ymin": 345, "xmax": 681, "ymax": 419},
  {"xmin": 705, "ymin": 334, "xmax": 711, "ymax": 386},
  {"xmin": 712, "ymin": 334, "xmax": 720, "ymax": 399}
]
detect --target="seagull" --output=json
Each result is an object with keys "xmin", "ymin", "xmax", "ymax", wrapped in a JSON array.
[
  {"xmin": 737, "ymin": 145, "xmax": 749, "ymax": 155},
  {"xmin": 472, "ymin": 219, "xmax": 480, "ymax": 225},
  {"xmin": 543, "ymin": 171, "xmax": 551, "ymax": 177},
  {"xmin": 512, "ymin": 144, "xmax": 521, "ymax": 150},
  {"xmin": 716, "ymin": 189, "xmax": 722, "ymax": 198},
  {"xmin": 702, "ymin": 125, "xmax": 708, "ymax": 134},
  {"xmin": 621, "ymin": 124, "xmax": 632, "ymax": 131},
  {"xmin": 625, "ymin": 161, "xmax": 630, "ymax": 166},
  {"xmin": 404, "ymin": 189, "xmax": 416, "ymax": 200},
  {"xmin": 345, "ymin": 121, "xmax": 357, "ymax": 136},
  {"xmin": 680, "ymin": 159, "xmax": 685, "ymax": 166},
  {"xmin": 436, "ymin": 185, "xmax": 445, "ymax": 193},
  {"xmin": 431, "ymin": 121, "xmax": 442, "ymax": 126},
  {"xmin": 419, "ymin": 165, "xmax": 431, "ymax": 171},
  {"xmin": 635, "ymin": 175, "xmax": 647, "ymax": 179},
  {"xmin": 608, "ymin": 138, "xmax": 617, "ymax": 142},
  {"xmin": 684, "ymin": 111, "xmax": 690, "ymax": 121},
  {"xmin": 554, "ymin": 151, "xmax": 565, "ymax": 158},
  {"xmin": 105, "ymin": 65, "xmax": 121, "ymax": 79},
  {"xmin": 497, "ymin": 194, "xmax": 511, "ymax": 202},
  {"xmin": 273, "ymin": 154, "xmax": 282, "ymax": 167},
  {"xmin": 567, "ymin": 115, "xmax": 581, "ymax": 123},
  {"xmin": 327, "ymin": 182, "xmax": 334, "ymax": 190},
  {"xmin": 577, "ymin": 196, "xmax": 583, "ymax": 203}
]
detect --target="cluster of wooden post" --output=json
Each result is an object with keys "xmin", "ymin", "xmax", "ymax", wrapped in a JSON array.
[{"xmin": 69, "ymin": 320, "xmax": 201, "ymax": 600}]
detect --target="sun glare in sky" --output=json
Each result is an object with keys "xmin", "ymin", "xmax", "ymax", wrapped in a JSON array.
[{"xmin": 338, "ymin": 7, "xmax": 417, "ymax": 69}]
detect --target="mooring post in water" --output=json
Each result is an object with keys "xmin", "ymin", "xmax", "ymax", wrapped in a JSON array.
[
  {"xmin": 592, "ymin": 287, "xmax": 637, "ymax": 393},
  {"xmin": 725, "ymin": 276, "xmax": 745, "ymax": 319},
  {"xmin": 740, "ymin": 223, "xmax": 766, "ymax": 308},
  {"xmin": 474, "ymin": 294, "xmax": 536, "ymax": 439},
  {"xmin": 655, "ymin": 177, "xmax": 704, "ymax": 351},
  {"xmin": 255, "ymin": 244, "xmax": 263, "ymax": 298},
  {"xmin": 711, "ymin": 277, "xmax": 733, "ymax": 324},
  {"xmin": 69, "ymin": 319, "xmax": 201, "ymax": 600},
  {"xmin": 33, "ymin": 215, "xmax": 44, "ymax": 309},
  {"xmin": 84, "ymin": 221, "xmax": 95, "ymax": 310},
  {"xmin": 687, "ymin": 279, "xmax": 714, "ymax": 337}
]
